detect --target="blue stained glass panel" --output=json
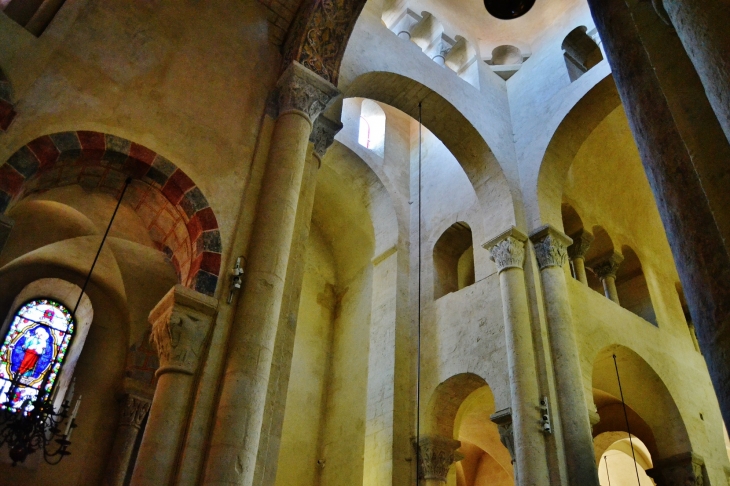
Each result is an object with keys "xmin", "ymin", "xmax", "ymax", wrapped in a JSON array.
[{"xmin": 0, "ymin": 299, "xmax": 75, "ymax": 413}]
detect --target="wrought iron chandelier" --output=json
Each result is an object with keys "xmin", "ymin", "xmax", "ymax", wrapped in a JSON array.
[
  {"xmin": 0, "ymin": 176, "xmax": 132, "ymax": 466},
  {"xmin": 0, "ymin": 374, "xmax": 80, "ymax": 465}
]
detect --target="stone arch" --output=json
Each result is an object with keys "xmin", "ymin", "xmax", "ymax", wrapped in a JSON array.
[
  {"xmin": 426, "ymin": 372, "xmax": 488, "ymax": 438},
  {"xmin": 562, "ymin": 26, "xmax": 603, "ymax": 82},
  {"xmin": 592, "ymin": 344, "xmax": 692, "ymax": 461},
  {"xmin": 0, "ymin": 131, "xmax": 221, "ymax": 296},
  {"xmin": 0, "ymin": 66, "xmax": 16, "ymax": 131},
  {"xmin": 426, "ymin": 373, "xmax": 514, "ymax": 483},
  {"xmin": 345, "ymin": 71, "xmax": 517, "ymax": 232},
  {"xmin": 536, "ymin": 75, "xmax": 622, "ymax": 231}
]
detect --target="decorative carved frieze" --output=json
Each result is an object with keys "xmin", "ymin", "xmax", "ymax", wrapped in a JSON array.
[
  {"xmin": 310, "ymin": 115, "xmax": 343, "ymax": 159},
  {"xmin": 484, "ymin": 227, "xmax": 528, "ymax": 273},
  {"xmin": 567, "ymin": 229, "xmax": 594, "ymax": 260},
  {"xmin": 149, "ymin": 285, "xmax": 218, "ymax": 376},
  {"xmin": 646, "ymin": 452, "xmax": 706, "ymax": 486},
  {"xmin": 277, "ymin": 61, "xmax": 340, "ymax": 122},
  {"xmin": 417, "ymin": 435, "xmax": 463, "ymax": 481},
  {"xmin": 592, "ymin": 252, "xmax": 624, "ymax": 281},
  {"xmin": 490, "ymin": 408, "xmax": 515, "ymax": 464},
  {"xmin": 282, "ymin": 0, "xmax": 368, "ymax": 84},
  {"xmin": 530, "ymin": 225, "xmax": 573, "ymax": 270}
]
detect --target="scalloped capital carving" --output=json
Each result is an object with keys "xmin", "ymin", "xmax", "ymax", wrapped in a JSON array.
[
  {"xmin": 592, "ymin": 252, "xmax": 624, "ymax": 280},
  {"xmin": 484, "ymin": 227, "xmax": 528, "ymax": 273},
  {"xmin": 149, "ymin": 285, "xmax": 218, "ymax": 376},
  {"xmin": 568, "ymin": 229, "xmax": 594, "ymax": 260},
  {"xmin": 418, "ymin": 435, "xmax": 463, "ymax": 481},
  {"xmin": 310, "ymin": 115, "xmax": 343, "ymax": 159},
  {"xmin": 277, "ymin": 61, "xmax": 340, "ymax": 123}
]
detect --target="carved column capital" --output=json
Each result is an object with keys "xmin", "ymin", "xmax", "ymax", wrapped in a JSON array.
[
  {"xmin": 490, "ymin": 408, "xmax": 516, "ymax": 464},
  {"xmin": 567, "ymin": 229, "xmax": 594, "ymax": 260},
  {"xmin": 119, "ymin": 392, "xmax": 152, "ymax": 429},
  {"xmin": 530, "ymin": 224, "xmax": 573, "ymax": 270},
  {"xmin": 418, "ymin": 435, "xmax": 463, "ymax": 481},
  {"xmin": 149, "ymin": 285, "xmax": 218, "ymax": 376},
  {"xmin": 483, "ymin": 227, "xmax": 528, "ymax": 273},
  {"xmin": 646, "ymin": 451, "xmax": 706, "ymax": 486},
  {"xmin": 592, "ymin": 252, "xmax": 624, "ymax": 280},
  {"xmin": 310, "ymin": 115, "xmax": 343, "ymax": 160},
  {"xmin": 277, "ymin": 61, "xmax": 340, "ymax": 124}
]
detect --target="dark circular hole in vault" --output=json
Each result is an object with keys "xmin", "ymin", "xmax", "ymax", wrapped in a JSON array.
[{"xmin": 484, "ymin": 0, "xmax": 536, "ymax": 20}]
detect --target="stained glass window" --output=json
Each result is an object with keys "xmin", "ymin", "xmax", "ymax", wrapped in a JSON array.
[{"xmin": 0, "ymin": 299, "xmax": 75, "ymax": 413}]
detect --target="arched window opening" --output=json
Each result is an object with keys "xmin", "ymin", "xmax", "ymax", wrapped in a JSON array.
[
  {"xmin": 676, "ymin": 283, "xmax": 700, "ymax": 352},
  {"xmin": 561, "ymin": 202, "xmax": 586, "ymax": 281},
  {"xmin": 562, "ymin": 26, "xmax": 603, "ymax": 82},
  {"xmin": 0, "ymin": 299, "xmax": 74, "ymax": 412},
  {"xmin": 2, "ymin": 0, "xmax": 68, "ymax": 36},
  {"xmin": 358, "ymin": 100, "xmax": 386, "ymax": 157},
  {"xmin": 597, "ymin": 436, "xmax": 655, "ymax": 486},
  {"xmin": 0, "ymin": 279, "xmax": 92, "ymax": 418},
  {"xmin": 487, "ymin": 44, "xmax": 526, "ymax": 81},
  {"xmin": 616, "ymin": 246, "xmax": 657, "ymax": 325},
  {"xmin": 584, "ymin": 226, "xmax": 615, "ymax": 296},
  {"xmin": 433, "ymin": 222, "xmax": 475, "ymax": 299}
]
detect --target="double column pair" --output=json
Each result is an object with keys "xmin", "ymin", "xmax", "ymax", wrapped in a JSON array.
[
  {"xmin": 126, "ymin": 61, "xmax": 341, "ymax": 485},
  {"xmin": 484, "ymin": 226, "xmax": 601, "ymax": 486}
]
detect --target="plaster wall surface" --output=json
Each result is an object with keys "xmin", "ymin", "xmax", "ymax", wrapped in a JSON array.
[{"xmin": 0, "ymin": 0, "xmax": 281, "ymax": 279}]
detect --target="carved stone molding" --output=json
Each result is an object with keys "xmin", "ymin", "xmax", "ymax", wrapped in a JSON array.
[
  {"xmin": 149, "ymin": 285, "xmax": 218, "ymax": 376},
  {"xmin": 490, "ymin": 408, "xmax": 515, "ymax": 464},
  {"xmin": 567, "ymin": 229, "xmax": 594, "ymax": 260},
  {"xmin": 310, "ymin": 115, "xmax": 343, "ymax": 160},
  {"xmin": 282, "ymin": 0, "xmax": 368, "ymax": 84},
  {"xmin": 592, "ymin": 252, "xmax": 624, "ymax": 281},
  {"xmin": 646, "ymin": 452, "xmax": 706, "ymax": 486},
  {"xmin": 277, "ymin": 61, "xmax": 340, "ymax": 123},
  {"xmin": 418, "ymin": 435, "xmax": 463, "ymax": 481},
  {"xmin": 530, "ymin": 224, "xmax": 572, "ymax": 270},
  {"xmin": 483, "ymin": 227, "xmax": 528, "ymax": 273}
]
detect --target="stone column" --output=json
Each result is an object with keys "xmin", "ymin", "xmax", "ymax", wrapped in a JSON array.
[
  {"xmin": 646, "ymin": 451, "xmax": 706, "ymax": 486},
  {"xmin": 104, "ymin": 379, "xmax": 153, "ymax": 486},
  {"xmin": 592, "ymin": 252, "xmax": 623, "ymax": 304},
  {"xmin": 130, "ymin": 285, "xmax": 218, "ymax": 486},
  {"xmin": 587, "ymin": 0, "xmax": 730, "ymax": 429},
  {"xmin": 253, "ymin": 115, "xmax": 341, "ymax": 486},
  {"xmin": 483, "ymin": 227, "xmax": 551, "ymax": 486},
  {"xmin": 417, "ymin": 435, "xmax": 463, "ymax": 485},
  {"xmin": 530, "ymin": 225, "xmax": 599, "ymax": 486},
  {"xmin": 567, "ymin": 230, "xmax": 593, "ymax": 285},
  {"xmin": 203, "ymin": 61, "xmax": 339, "ymax": 486},
  {"xmin": 659, "ymin": 0, "xmax": 730, "ymax": 144}
]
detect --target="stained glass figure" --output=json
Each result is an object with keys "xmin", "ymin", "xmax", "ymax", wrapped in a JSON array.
[{"xmin": 0, "ymin": 299, "xmax": 74, "ymax": 413}]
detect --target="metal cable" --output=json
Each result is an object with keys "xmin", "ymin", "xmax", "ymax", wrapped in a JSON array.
[
  {"xmin": 71, "ymin": 177, "xmax": 132, "ymax": 315},
  {"xmin": 612, "ymin": 353, "xmax": 642, "ymax": 486},
  {"xmin": 415, "ymin": 101, "xmax": 423, "ymax": 484}
]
